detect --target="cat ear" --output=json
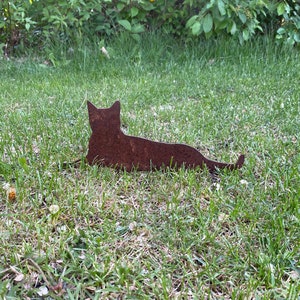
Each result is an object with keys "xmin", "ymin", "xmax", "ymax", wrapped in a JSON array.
[
  {"xmin": 87, "ymin": 101, "xmax": 98, "ymax": 131},
  {"xmin": 87, "ymin": 101, "xmax": 98, "ymax": 116},
  {"xmin": 111, "ymin": 101, "xmax": 120, "ymax": 113}
]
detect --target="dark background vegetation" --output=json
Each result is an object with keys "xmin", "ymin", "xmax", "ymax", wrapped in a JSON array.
[{"xmin": 1, "ymin": 0, "xmax": 299, "ymax": 56}]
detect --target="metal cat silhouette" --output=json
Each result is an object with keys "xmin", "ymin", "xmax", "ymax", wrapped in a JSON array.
[{"xmin": 86, "ymin": 101, "xmax": 245, "ymax": 172}]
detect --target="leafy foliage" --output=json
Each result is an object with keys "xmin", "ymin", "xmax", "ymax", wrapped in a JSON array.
[
  {"xmin": 0, "ymin": 0, "xmax": 36, "ymax": 53},
  {"xmin": 275, "ymin": 1, "xmax": 300, "ymax": 46},
  {"xmin": 185, "ymin": 0, "xmax": 268, "ymax": 43},
  {"xmin": 0, "ymin": 0, "xmax": 299, "ymax": 55}
]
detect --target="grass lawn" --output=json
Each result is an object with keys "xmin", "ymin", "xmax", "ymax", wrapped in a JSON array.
[{"xmin": 0, "ymin": 34, "xmax": 299, "ymax": 299}]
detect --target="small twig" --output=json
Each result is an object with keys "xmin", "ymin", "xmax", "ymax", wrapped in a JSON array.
[
  {"xmin": 26, "ymin": 258, "xmax": 53, "ymax": 287},
  {"xmin": 0, "ymin": 259, "xmax": 26, "ymax": 275}
]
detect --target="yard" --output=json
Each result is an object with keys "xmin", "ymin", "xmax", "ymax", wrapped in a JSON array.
[{"xmin": 0, "ymin": 34, "xmax": 299, "ymax": 299}]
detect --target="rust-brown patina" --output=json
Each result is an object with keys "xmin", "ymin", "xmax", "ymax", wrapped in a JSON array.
[{"xmin": 86, "ymin": 101, "xmax": 245, "ymax": 172}]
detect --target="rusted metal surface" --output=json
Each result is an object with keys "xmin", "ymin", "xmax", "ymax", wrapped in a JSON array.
[{"xmin": 86, "ymin": 101, "xmax": 245, "ymax": 172}]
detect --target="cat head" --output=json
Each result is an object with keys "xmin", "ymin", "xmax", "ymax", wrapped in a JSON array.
[{"xmin": 87, "ymin": 101, "xmax": 121, "ymax": 132}]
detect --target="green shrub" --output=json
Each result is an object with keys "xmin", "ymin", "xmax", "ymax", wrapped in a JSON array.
[
  {"xmin": 184, "ymin": 0, "xmax": 268, "ymax": 43},
  {"xmin": 0, "ymin": 0, "xmax": 36, "ymax": 54},
  {"xmin": 0, "ymin": 0, "xmax": 299, "ymax": 55},
  {"xmin": 275, "ymin": 1, "xmax": 300, "ymax": 46}
]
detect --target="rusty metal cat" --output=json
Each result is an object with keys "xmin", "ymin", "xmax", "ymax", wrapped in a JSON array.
[{"xmin": 86, "ymin": 101, "xmax": 245, "ymax": 172}]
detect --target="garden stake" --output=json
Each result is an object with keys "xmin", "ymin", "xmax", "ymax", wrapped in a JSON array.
[{"xmin": 86, "ymin": 101, "xmax": 245, "ymax": 172}]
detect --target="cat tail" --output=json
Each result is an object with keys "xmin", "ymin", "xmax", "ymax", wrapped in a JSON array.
[{"xmin": 205, "ymin": 154, "xmax": 245, "ymax": 172}]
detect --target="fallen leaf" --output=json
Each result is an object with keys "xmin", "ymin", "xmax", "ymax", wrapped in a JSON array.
[
  {"xmin": 78, "ymin": 252, "xmax": 86, "ymax": 260},
  {"xmin": 218, "ymin": 213, "xmax": 228, "ymax": 222},
  {"xmin": 86, "ymin": 286, "xmax": 96, "ymax": 292},
  {"xmin": 32, "ymin": 140, "xmax": 40, "ymax": 155},
  {"xmin": 129, "ymin": 221, "xmax": 137, "ymax": 231},
  {"xmin": 7, "ymin": 186, "xmax": 16, "ymax": 202},
  {"xmin": 2, "ymin": 182, "xmax": 10, "ymax": 190},
  {"xmin": 50, "ymin": 281, "xmax": 63, "ymax": 292},
  {"xmin": 240, "ymin": 179, "xmax": 249, "ymax": 185},
  {"xmin": 14, "ymin": 273, "xmax": 24, "ymax": 282},
  {"xmin": 289, "ymin": 270, "xmax": 299, "ymax": 280},
  {"xmin": 101, "ymin": 47, "xmax": 110, "ymax": 58},
  {"xmin": 49, "ymin": 204, "xmax": 60, "ymax": 214},
  {"xmin": 37, "ymin": 286, "xmax": 49, "ymax": 296},
  {"xmin": 212, "ymin": 182, "xmax": 221, "ymax": 191}
]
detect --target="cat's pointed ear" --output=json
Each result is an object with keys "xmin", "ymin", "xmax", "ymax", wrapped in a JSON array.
[
  {"xmin": 87, "ymin": 101, "xmax": 98, "ymax": 116},
  {"xmin": 87, "ymin": 101, "xmax": 98, "ymax": 131},
  {"xmin": 111, "ymin": 101, "xmax": 120, "ymax": 113}
]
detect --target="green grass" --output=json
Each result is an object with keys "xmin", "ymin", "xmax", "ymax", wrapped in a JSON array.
[{"xmin": 0, "ymin": 34, "xmax": 299, "ymax": 299}]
